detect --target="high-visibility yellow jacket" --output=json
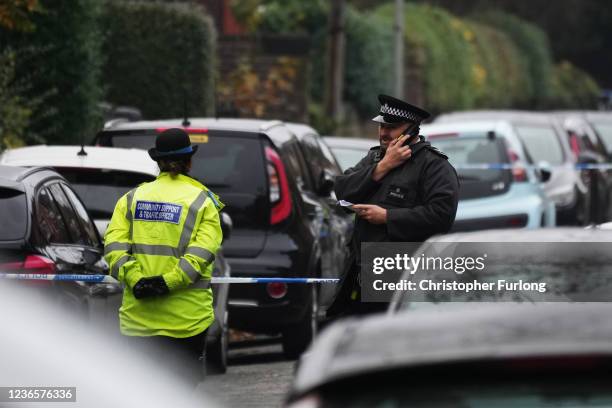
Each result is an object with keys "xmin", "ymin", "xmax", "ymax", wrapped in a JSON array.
[{"xmin": 104, "ymin": 172, "xmax": 224, "ymax": 338}]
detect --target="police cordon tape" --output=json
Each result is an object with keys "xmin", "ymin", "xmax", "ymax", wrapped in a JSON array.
[
  {"xmin": 453, "ymin": 163, "xmax": 612, "ymax": 170},
  {"xmin": 0, "ymin": 274, "xmax": 339, "ymax": 285}
]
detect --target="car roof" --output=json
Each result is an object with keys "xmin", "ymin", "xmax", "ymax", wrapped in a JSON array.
[
  {"xmin": 1, "ymin": 145, "xmax": 159, "ymax": 176},
  {"xmin": 291, "ymin": 302, "xmax": 612, "ymax": 397},
  {"xmin": 0, "ymin": 164, "xmax": 33, "ymax": 183},
  {"xmin": 426, "ymin": 227, "xmax": 612, "ymax": 242},
  {"xmin": 103, "ymin": 117, "xmax": 286, "ymax": 134},
  {"xmin": 323, "ymin": 136, "xmax": 378, "ymax": 150},
  {"xmin": 435, "ymin": 110, "xmax": 555, "ymax": 125},
  {"xmin": 420, "ymin": 121, "xmax": 512, "ymax": 138},
  {"xmin": 284, "ymin": 122, "xmax": 319, "ymax": 138}
]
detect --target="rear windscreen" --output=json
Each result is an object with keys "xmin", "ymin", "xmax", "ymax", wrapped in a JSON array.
[
  {"xmin": 58, "ymin": 168, "xmax": 155, "ymax": 219},
  {"xmin": 431, "ymin": 136, "xmax": 509, "ymax": 182},
  {"xmin": 514, "ymin": 125, "xmax": 564, "ymax": 165},
  {"xmin": 0, "ymin": 188, "xmax": 27, "ymax": 240},
  {"xmin": 102, "ymin": 131, "xmax": 267, "ymax": 195}
]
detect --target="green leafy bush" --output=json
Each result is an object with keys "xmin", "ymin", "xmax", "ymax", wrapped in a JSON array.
[
  {"xmin": 1, "ymin": 0, "xmax": 104, "ymax": 144},
  {"xmin": 101, "ymin": 1, "xmax": 216, "ymax": 119}
]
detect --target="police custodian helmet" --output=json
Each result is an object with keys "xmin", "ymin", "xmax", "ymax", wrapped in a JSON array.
[{"xmin": 372, "ymin": 94, "xmax": 431, "ymax": 125}]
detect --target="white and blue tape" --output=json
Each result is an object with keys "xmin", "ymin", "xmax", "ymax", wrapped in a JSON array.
[{"xmin": 0, "ymin": 274, "xmax": 339, "ymax": 285}]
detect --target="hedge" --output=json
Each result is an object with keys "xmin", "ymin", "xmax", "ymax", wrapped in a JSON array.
[
  {"xmin": 0, "ymin": 0, "xmax": 104, "ymax": 144},
  {"xmin": 101, "ymin": 1, "xmax": 216, "ymax": 119},
  {"xmin": 475, "ymin": 11, "xmax": 555, "ymax": 107}
]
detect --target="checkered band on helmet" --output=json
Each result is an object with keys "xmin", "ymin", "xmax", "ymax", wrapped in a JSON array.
[{"xmin": 380, "ymin": 103, "xmax": 422, "ymax": 122}]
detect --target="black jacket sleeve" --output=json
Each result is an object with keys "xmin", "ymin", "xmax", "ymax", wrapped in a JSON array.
[
  {"xmin": 386, "ymin": 158, "xmax": 459, "ymax": 241},
  {"xmin": 334, "ymin": 152, "xmax": 381, "ymax": 203}
]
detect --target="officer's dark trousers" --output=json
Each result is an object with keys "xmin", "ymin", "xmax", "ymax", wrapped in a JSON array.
[
  {"xmin": 124, "ymin": 330, "xmax": 207, "ymax": 388},
  {"xmin": 327, "ymin": 256, "xmax": 388, "ymax": 319}
]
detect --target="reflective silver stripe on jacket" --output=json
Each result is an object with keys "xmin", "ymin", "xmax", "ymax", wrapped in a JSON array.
[
  {"xmin": 178, "ymin": 191, "xmax": 208, "ymax": 255},
  {"xmin": 104, "ymin": 242, "xmax": 132, "ymax": 256},
  {"xmin": 179, "ymin": 258, "xmax": 200, "ymax": 283},
  {"xmin": 185, "ymin": 246, "xmax": 215, "ymax": 264},
  {"xmin": 192, "ymin": 279, "xmax": 211, "ymax": 289},
  {"xmin": 132, "ymin": 243, "xmax": 179, "ymax": 257},
  {"xmin": 111, "ymin": 254, "xmax": 133, "ymax": 279},
  {"xmin": 126, "ymin": 189, "xmax": 135, "ymax": 241}
]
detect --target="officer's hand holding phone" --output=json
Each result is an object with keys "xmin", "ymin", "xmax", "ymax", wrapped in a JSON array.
[{"xmin": 373, "ymin": 133, "xmax": 412, "ymax": 181}]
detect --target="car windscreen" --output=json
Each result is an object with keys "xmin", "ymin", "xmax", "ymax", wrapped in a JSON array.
[
  {"xmin": 592, "ymin": 121, "xmax": 612, "ymax": 153},
  {"xmin": 330, "ymin": 147, "xmax": 369, "ymax": 171},
  {"xmin": 0, "ymin": 188, "xmax": 27, "ymax": 240},
  {"xmin": 57, "ymin": 168, "xmax": 155, "ymax": 219},
  {"xmin": 514, "ymin": 125, "xmax": 564, "ymax": 165}
]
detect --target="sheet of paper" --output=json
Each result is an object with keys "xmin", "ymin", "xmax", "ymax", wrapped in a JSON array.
[{"xmin": 337, "ymin": 200, "xmax": 356, "ymax": 211}]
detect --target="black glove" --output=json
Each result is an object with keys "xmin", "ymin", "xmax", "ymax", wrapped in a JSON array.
[{"xmin": 133, "ymin": 276, "xmax": 170, "ymax": 299}]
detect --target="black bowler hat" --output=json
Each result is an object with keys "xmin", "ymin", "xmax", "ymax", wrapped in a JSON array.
[
  {"xmin": 372, "ymin": 94, "xmax": 431, "ymax": 124},
  {"xmin": 148, "ymin": 128, "xmax": 198, "ymax": 161}
]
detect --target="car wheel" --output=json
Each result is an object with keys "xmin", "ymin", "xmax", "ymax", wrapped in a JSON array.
[
  {"xmin": 206, "ymin": 309, "xmax": 228, "ymax": 374},
  {"xmin": 282, "ymin": 284, "xmax": 318, "ymax": 359}
]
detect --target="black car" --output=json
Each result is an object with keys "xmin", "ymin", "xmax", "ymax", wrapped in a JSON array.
[
  {"xmin": 93, "ymin": 118, "xmax": 353, "ymax": 358},
  {"xmin": 0, "ymin": 165, "xmax": 119, "ymax": 322},
  {"xmin": 0, "ymin": 164, "xmax": 232, "ymax": 373}
]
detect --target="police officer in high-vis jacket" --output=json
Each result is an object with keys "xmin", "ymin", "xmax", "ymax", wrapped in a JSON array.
[
  {"xmin": 328, "ymin": 94, "xmax": 459, "ymax": 316},
  {"xmin": 104, "ymin": 128, "xmax": 223, "ymax": 384}
]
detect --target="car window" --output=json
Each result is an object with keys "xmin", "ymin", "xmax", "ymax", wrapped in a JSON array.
[
  {"xmin": 514, "ymin": 125, "xmax": 564, "ymax": 165},
  {"xmin": 281, "ymin": 140, "xmax": 313, "ymax": 191},
  {"xmin": 430, "ymin": 135, "xmax": 509, "ymax": 182},
  {"xmin": 61, "ymin": 184, "xmax": 100, "ymax": 247},
  {"xmin": 316, "ymin": 137, "xmax": 342, "ymax": 175},
  {"xmin": 0, "ymin": 188, "xmax": 27, "ymax": 241},
  {"xmin": 330, "ymin": 147, "xmax": 369, "ymax": 171},
  {"xmin": 300, "ymin": 134, "xmax": 329, "ymax": 187},
  {"xmin": 35, "ymin": 187, "xmax": 71, "ymax": 244},
  {"xmin": 105, "ymin": 131, "xmax": 267, "ymax": 196},
  {"xmin": 58, "ymin": 168, "xmax": 154, "ymax": 219},
  {"xmin": 47, "ymin": 183, "xmax": 90, "ymax": 246},
  {"xmin": 591, "ymin": 122, "xmax": 612, "ymax": 153}
]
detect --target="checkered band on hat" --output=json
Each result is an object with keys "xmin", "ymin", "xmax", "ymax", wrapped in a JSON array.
[{"xmin": 380, "ymin": 103, "xmax": 422, "ymax": 122}]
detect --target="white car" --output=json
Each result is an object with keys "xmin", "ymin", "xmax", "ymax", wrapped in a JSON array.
[{"xmin": 0, "ymin": 145, "xmax": 158, "ymax": 236}]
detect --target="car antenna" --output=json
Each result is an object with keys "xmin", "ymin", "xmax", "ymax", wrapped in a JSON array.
[
  {"xmin": 182, "ymin": 90, "xmax": 191, "ymax": 127},
  {"xmin": 487, "ymin": 131, "xmax": 496, "ymax": 140},
  {"xmin": 77, "ymin": 132, "xmax": 88, "ymax": 156}
]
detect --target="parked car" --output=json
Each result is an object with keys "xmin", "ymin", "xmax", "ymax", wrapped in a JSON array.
[
  {"xmin": 436, "ymin": 111, "xmax": 589, "ymax": 225},
  {"xmin": 423, "ymin": 122, "xmax": 556, "ymax": 230},
  {"xmin": 0, "ymin": 165, "xmax": 119, "ymax": 323},
  {"xmin": 93, "ymin": 118, "xmax": 353, "ymax": 358},
  {"xmin": 0, "ymin": 145, "xmax": 159, "ymax": 236},
  {"xmin": 0, "ymin": 148, "xmax": 233, "ymax": 373},
  {"xmin": 0, "ymin": 281, "xmax": 224, "ymax": 408},
  {"xmin": 389, "ymin": 227, "xmax": 612, "ymax": 311},
  {"xmin": 323, "ymin": 136, "xmax": 378, "ymax": 171},
  {"xmin": 553, "ymin": 111, "xmax": 612, "ymax": 222},
  {"xmin": 287, "ymin": 302, "xmax": 612, "ymax": 407}
]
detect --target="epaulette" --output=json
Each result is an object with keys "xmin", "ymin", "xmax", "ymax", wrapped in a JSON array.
[
  {"xmin": 206, "ymin": 189, "xmax": 225, "ymax": 211},
  {"xmin": 426, "ymin": 145, "xmax": 448, "ymax": 160},
  {"xmin": 369, "ymin": 146, "xmax": 383, "ymax": 162}
]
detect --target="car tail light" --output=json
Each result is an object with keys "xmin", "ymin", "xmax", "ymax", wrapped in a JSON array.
[
  {"xmin": 0, "ymin": 255, "xmax": 56, "ymax": 286},
  {"xmin": 266, "ymin": 282, "xmax": 288, "ymax": 299},
  {"xmin": 265, "ymin": 146, "xmax": 292, "ymax": 225},
  {"xmin": 507, "ymin": 149, "xmax": 527, "ymax": 182},
  {"xmin": 568, "ymin": 131, "xmax": 581, "ymax": 159}
]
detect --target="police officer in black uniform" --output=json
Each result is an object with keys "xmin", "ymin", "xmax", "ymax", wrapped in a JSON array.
[{"xmin": 328, "ymin": 94, "xmax": 459, "ymax": 316}]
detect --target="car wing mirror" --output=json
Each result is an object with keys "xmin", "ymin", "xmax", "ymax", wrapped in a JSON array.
[{"xmin": 220, "ymin": 212, "xmax": 233, "ymax": 243}]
